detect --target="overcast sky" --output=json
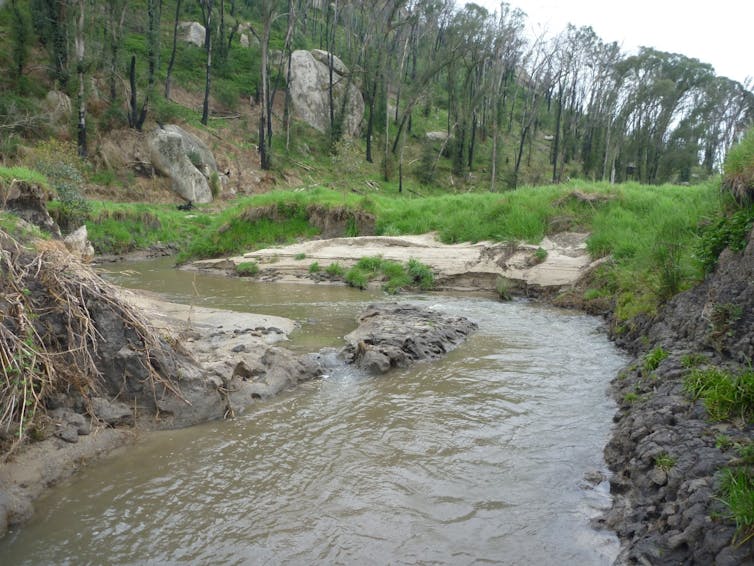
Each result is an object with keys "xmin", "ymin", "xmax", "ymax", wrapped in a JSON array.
[{"xmin": 472, "ymin": 0, "xmax": 751, "ymax": 85}]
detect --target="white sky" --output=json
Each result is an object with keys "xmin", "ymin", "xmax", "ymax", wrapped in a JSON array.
[{"xmin": 472, "ymin": 0, "xmax": 752, "ymax": 85}]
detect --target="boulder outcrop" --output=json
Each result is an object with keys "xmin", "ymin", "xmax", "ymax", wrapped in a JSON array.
[
  {"xmin": 341, "ymin": 303, "xmax": 478, "ymax": 374},
  {"xmin": 603, "ymin": 226, "xmax": 754, "ymax": 564},
  {"xmin": 147, "ymin": 124, "xmax": 218, "ymax": 203},
  {"xmin": 178, "ymin": 21, "xmax": 206, "ymax": 47},
  {"xmin": 288, "ymin": 49, "xmax": 364, "ymax": 137}
]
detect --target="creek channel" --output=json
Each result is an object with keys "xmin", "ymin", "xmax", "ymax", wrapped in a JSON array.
[{"xmin": 1, "ymin": 257, "xmax": 627, "ymax": 565}]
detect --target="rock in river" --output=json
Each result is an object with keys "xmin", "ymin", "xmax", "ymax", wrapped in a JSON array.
[{"xmin": 341, "ymin": 303, "xmax": 478, "ymax": 374}]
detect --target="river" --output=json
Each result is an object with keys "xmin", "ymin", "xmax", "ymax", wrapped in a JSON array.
[{"xmin": 0, "ymin": 258, "xmax": 626, "ymax": 565}]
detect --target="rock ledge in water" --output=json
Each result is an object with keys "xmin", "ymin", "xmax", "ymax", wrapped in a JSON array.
[{"xmin": 341, "ymin": 303, "xmax": 477, "ymax": 374}]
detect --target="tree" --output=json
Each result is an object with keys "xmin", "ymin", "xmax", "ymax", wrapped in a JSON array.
[
  {"xmin": 10, "ymin": 0, "xmax": 31, "ymax": 81},
  {"xmin": 198, "ymin": 0, "xmax": 214, "ymax": 125},
  {"xmin": 165, "ymin": 0, "xmax": 183, "ymax": 99},
  {"xmin": 128, "ymin": 0, "xmax": 161, "ymax": 131},
  {"xmin": 75, "ymin": 0, "xmax": 86, "ymax": 157}
]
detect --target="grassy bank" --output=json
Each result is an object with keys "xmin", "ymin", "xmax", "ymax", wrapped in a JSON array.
[{"xmin": 76, "ymin": 180, "xmax": 727, "ymax": 323}]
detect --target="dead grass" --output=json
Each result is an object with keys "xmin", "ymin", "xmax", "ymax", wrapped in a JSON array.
[{"xmin": 0, "ymin": 229, "xmax": 183, "ymax": 458}]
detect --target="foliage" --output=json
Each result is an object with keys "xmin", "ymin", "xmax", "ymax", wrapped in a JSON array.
[
  {"xmin": 341, "ymin": 256, "xmax": 434, "ymax": 294},
  {"xmin": 694, "ymin": 206, "xmax": 754, "ymax": 273},
  {"xmin": 325, "ymin": 262, "xmax": 345, "ymax": 277},
  {"xmin": 643, "ymin": 346, "xmax": 669, "ymax": 372},
  {"xmin": 236, "ymin": 261, "xmax": 259, "ymax": 276},
  {"xmin": 654, "ymin": 452, "xmax": 676, "ymax": 472},
  {"xmin": 30, "ymin": 141, "xmax": 90, "ymax": 233},
  {"xmin": 308, "ymin": 261, "xmax": 320, "ymax": 273},
  {"xmin": 495, "ymin": 276, "xmax": 513, "ymax": 301},
  {"xmin": 719, "ymin": 468, "xmax": 754, "ymax": 545},
  {"xmin": 684, "ymin": 367, "xmax": 754, "ymax": 422},
  {"xmin": 722, "ymin": 128, "xmax": 754, "ymax": 204}
]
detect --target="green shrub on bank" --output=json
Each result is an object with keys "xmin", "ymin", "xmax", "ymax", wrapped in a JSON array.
[{"xmin": 694, "ymin": 206, "xmax": 754, "ymax": 273}]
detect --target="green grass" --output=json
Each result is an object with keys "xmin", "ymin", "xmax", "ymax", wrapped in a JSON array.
[
  {"xmin": 77, "ymin": 179, "xmax": 725, "ymax": 322},
  {"xmin": 325, "ymin": 262, "xmax": 345, "ymax": 277},
  {"xmin": 643, "ymin": 346, "xmax": 669, "ymax": 372},
  {"xmin": 684, "ymin": 367, "xmax": 754, "ymax": 422},
  {"xmin": 82, "ymin": 201, "xmax": 212, "ymax": 255},
  {"xmin": 654, "ymin": 452, "xmax": 676, "ymax": 472},
  {"xmin": 236, "ymin": 261, "xmax": 259, "ymax": 276},
  {"xmin": 720, "ymin": 467, "xmax": 754, "ymax": 544},
  {"xmin": 0, "ymin": 165, "xmax": 49, "ymax": 188},
  {"xmin": 335, "ymin": 256, "xmax": 435, "ymax": 293}
]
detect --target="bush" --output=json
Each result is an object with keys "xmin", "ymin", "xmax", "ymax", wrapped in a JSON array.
[
  {"xmin": 308, "ymin": 261, "xmax": 320, "ymax": 273},
  {"xmin": 694, "ymin": 207, "xmax": 754, "ymax": 273}
]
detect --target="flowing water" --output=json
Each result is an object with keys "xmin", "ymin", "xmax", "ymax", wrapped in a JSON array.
[{"xmin": 1, "ymin": 259, "xmax": 626, "ymax": 565}]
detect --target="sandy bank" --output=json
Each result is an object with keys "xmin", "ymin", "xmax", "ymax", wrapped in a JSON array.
[{"xmin": 190, "ymin": 232, "xmax": 600, "ymax": 292}]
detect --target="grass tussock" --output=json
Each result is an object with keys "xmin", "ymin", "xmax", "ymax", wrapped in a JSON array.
[
  {"xmin": 684, "ymin": 367, "xmax": 754, "ymax": 422},
  {"xmin": 338, "ymin": 256, "xmax": 435, "ymax": 293}
]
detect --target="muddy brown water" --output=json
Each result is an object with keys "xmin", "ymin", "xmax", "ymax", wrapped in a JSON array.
[{"xmin": 1, "ymin": 258, "xmax": 626, "ymax": 565}]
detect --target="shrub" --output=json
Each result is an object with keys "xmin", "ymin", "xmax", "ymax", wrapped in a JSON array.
[
  {"xmin": 294, "ymin": 253, "xmax": 307, "ymax": 260},
  {"xmin": 308, "ymin": 261, "xmax": 320, "ymax": 273},
  {"xmin": 695, "ymin": 207, "xmax": 754, "ymax": 273}
]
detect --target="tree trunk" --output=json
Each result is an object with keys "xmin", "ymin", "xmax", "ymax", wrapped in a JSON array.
[
  {"xmin": 75, "ymin": 0, "xmax": 86, "ymax": 158},
  {"xmin": 258, "ymin": 15, "xmax": 272, "ymax": 170},
  {"xmin": 201, "ymin": 0, "xmax": 214, "ymax": 125},
  {"xmin": 165, "ymin": 0, "xmax": 183, "ymax": 99}
]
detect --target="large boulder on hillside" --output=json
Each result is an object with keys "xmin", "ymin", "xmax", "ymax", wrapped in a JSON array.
[
  {"xmin": 147, "ymin": 124, "xmax": 217, "ymax": 204},
  {"xmin": 178, "ymin": 21, "xmax": 206, "ymax": 47},
  {"xmin": 288, "ymin": 49, "xmax": 364, "ymax": 137},
  {"xmin": 41, "ymin": 90, "xmax": 72, "ymax": 129}
]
